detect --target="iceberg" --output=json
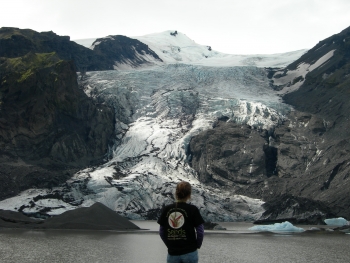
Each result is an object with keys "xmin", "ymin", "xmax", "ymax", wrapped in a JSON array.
[
  {"xmin": 249, "ymin": 221, "xmax": 305, "ymax": 233},
  {"xmin": 324, "ymin": 217, "xmax": 349, "ymax": 226}
]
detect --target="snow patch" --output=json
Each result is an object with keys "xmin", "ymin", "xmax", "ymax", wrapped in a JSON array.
[{"xmin": 273, "ymin": 50, "xmax": 335, "ymax": 95}]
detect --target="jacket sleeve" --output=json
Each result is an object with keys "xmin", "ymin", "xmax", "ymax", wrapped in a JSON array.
[
  {"xmin": 159, "ymin": 225, "xmax": 167, "ymax": 245},
  {"xmin": 195, "ymin": 224, "xmax": 204, "ymax": 249}
]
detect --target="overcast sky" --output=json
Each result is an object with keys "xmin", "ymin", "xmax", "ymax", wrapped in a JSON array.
[{"xmin": 2, "ymin": 0, "xmax": 350, "ymax": 54}]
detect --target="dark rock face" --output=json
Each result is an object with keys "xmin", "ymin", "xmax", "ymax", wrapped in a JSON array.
[
  {"xmin": 283, "ymin": 26, "xmax": 350, "ymax": 140},
  {"xmin": 189, "ymin": 111, "xmax": 350, "ymax": 222},
  {"xmin": 273, "ymin": 111, "xmax": 350, "ymax": 213},
  {"xmin": 273, "ymin": 111, "xmax": 326, "ymax": 179},
  {"xmin": 286, "ymin": 26, "xmax": 350, "ymax": 72},
  {"xmin": 254, "ymin": 194, "xmax": 336, "ymax": 225},
  {"xmin": 189, "ymin": 120, "xmax": 269, "ymax": 186},
  {"xmin": 0, "ymin": 27, "xmax": 113, "ymax": 71},
  {"xmin": 277, "ymin": 27, "xmax": 350, "ymax": 219},
  {"xmin": 0, "ymin": 52, "xmax": 115, "ymax": 200},
  {"xmin": 91, "ymin": 35, "xmax": 162, "ymax": 67}
]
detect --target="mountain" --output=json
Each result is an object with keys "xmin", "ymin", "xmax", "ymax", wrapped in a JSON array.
[
  {"xmin": 75, "ymin": 30, "xmax": 307, "ymax": 68},
  {"xmin": 188, "ymin": 26, "xmax": 350, "ymax": 221},
  {"xmin": 0, "ymin": 27, "xmax": 113, "ymax": 71},
  {"xmin": 275, "ymin": 26, "xmax": 350, "ymax": 138},
  {"xmin": 0, "ymin": 50, "xmax": 114, "ymax": 200},
  {"xmin": 91, "ymin": 35, "xmax": 163, "ymax": 69},
  {"xmin": 1, "ymin": 27, "xmax": 349, "ymax": 223},
  {"xmin": 262, "ymin": 26, "xmax": 350, "ymax": 220}
]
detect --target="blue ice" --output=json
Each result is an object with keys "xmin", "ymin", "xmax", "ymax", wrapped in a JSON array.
[
  {"xmin": 324, "ymin": 217, "xmax": 349, "ymax": 226},
  {"xmin": 249, "ymin": 221, "xmax": 305, "ymax": 232}
]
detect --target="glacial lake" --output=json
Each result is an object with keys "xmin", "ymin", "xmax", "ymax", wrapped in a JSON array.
[{"xmin": 0, "ymin": 221, "xmax": 349, "ymax": 263}]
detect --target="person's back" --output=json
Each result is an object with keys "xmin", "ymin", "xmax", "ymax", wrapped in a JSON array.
[{"xmin": 157, "ymin": 181, "xmax": 204, "ymax": 263}]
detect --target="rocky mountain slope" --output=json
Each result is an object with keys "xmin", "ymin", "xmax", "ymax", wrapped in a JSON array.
[
  {"xmin": 188, "ymin": 26, "xmax": 350, "ymax": 221},
  {"xmin": 0, "ymin": 27, "xmax": 114, "ymax": 71},
  {"xmin": 277, "ymin": 26, "xmax": 350, "ymax": 218},
  {"xmin": 91, "ymin": 35, "xmax": 163, "ymax": 69},
  {"xmin": 0, "ymin": 51, "xmax": 114, "ymax": 200},
  {"xmin": 282, "ymin": 26, "xmax": 350, "ymax": 139}
]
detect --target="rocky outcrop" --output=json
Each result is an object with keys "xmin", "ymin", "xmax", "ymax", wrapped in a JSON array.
[
  {"xmin": 0, "ymin": 27, "xmax": 165, "ymax": 71},
  {"xmin": 282, "ymin": 26, "xmax": 350, "ymax": 140},
  {"xmin": 0, "ymin": 27, "xmax": 113, "ymax": 71},
  {"xmin": 271, "ymin": 111, "xmax": 350, "ymax": 214},
  {"xmin": 0, "ymin": 52, "xmax": 115, "ymax": 199},
  {"xmin": 275, "ymin": 27, "xmax": 350, "ymax": 219},
  {"xmin": 188, "ymin": 119, "xmax": 269, "ymax": 186},
  {"xmin": 91, "ymin": 35, "xmax": 163, "ymax": 68},
  {"xmin": 254, "ymin": 194, "xmax": 336, "ymax": 225}
]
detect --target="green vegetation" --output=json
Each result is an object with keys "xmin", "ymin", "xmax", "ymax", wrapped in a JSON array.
[
  {"xmin": 0, "ymin": 52, "xmax": 63, "ymax": 83},
  {"xmin": 7, "ymin": 52, "xmax": 61, "ymax": 70},
  {"xmin": 18, "ymin": 69, "xmax": 33, "ymax": 82}
]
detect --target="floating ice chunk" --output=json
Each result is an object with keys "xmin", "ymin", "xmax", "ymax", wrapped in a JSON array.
[
  {"xmin": 324, "ymin": 217, "xmax": 349, "ymax": 226},
  {"xmin": 308, "ymin": 227, "xmax": 321, "ymax": 231},
  {"xmin": 249, "ymin": 221, "xmax": 305, "ymax": 232}
]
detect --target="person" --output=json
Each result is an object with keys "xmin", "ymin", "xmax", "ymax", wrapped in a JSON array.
[{"xmin": 157, "ymin": 181, "xmax": 205, "ymax": 263}]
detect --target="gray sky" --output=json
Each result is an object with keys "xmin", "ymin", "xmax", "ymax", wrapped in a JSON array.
[{"xmin": 2, "ymin": 0, "xmax": 350, "ymax": 54}]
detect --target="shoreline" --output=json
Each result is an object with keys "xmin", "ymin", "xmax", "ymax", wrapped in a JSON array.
[{"xmin": 1, "ymin": 221, "xmax": 348, "ymax": 236}]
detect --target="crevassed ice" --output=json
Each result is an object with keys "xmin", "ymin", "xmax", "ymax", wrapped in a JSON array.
[
  {"xmin": 77, "ymin": 65, "xmax": 288, "ymax": 220},
  {"xmin": 0, "ymin": 65, "xmax": 290, "ymax": 221}
]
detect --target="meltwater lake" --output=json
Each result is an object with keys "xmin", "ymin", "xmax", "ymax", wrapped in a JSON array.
[{"xmin": 0, "ymin": 221, "xmax": 349, "ymax": 263}]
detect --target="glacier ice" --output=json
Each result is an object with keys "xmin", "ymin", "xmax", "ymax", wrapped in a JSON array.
[
  {"xmin": 324, "ymin": 217, "xmax": 349, "ymax": 226},
  {"xmin": 249, "ymin": 221, "xmax": 305, "ymax": 233},
  {"xmin": 0, "ymin": 64, "xmax": 292, "ymax": 221}
]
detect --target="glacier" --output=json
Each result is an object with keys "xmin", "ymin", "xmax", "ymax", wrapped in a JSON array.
[{"xmin": 0, "ymin": 64, "xmax": 291, "ymax": 221}]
